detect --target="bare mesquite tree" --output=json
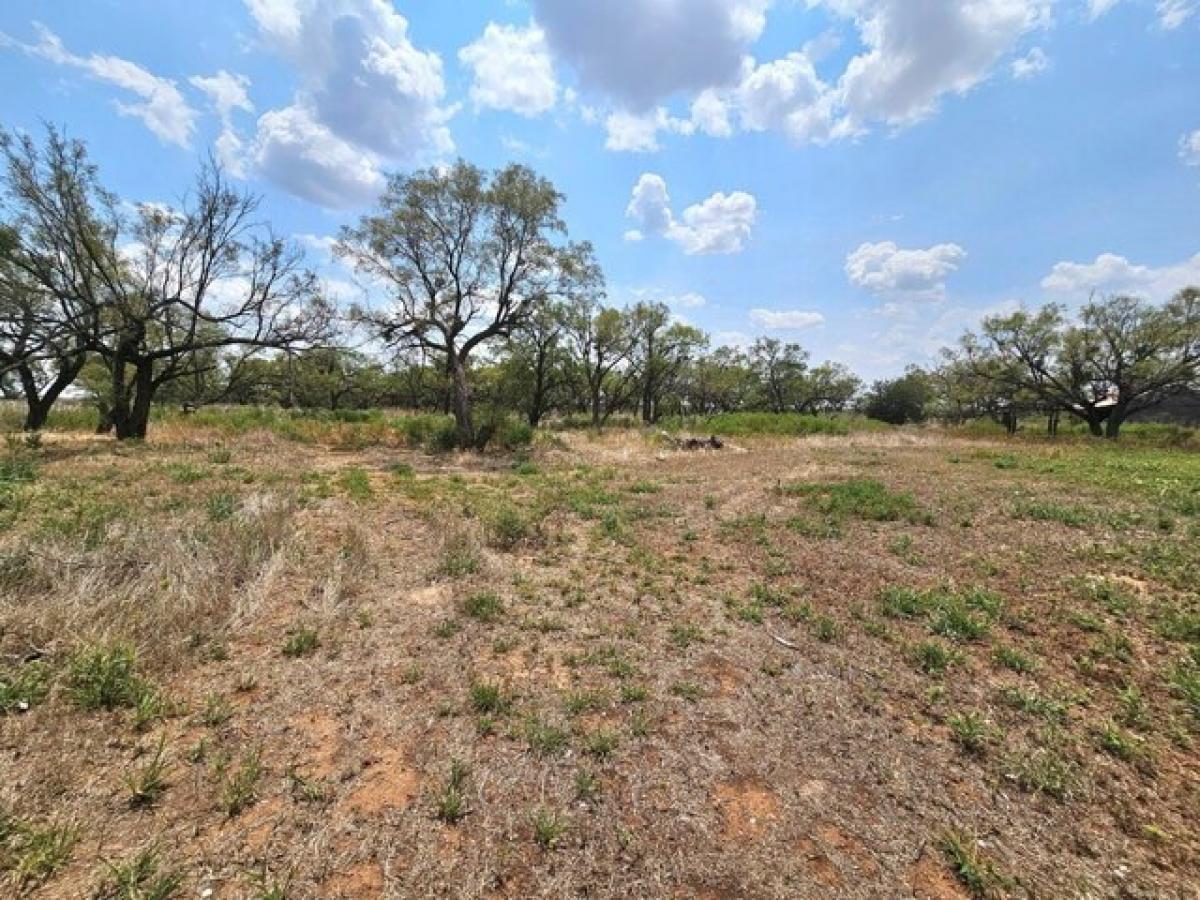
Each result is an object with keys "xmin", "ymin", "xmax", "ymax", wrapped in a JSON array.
[
  {"xmin": 337, "ymin": 161, "xmax": 600, "ymax": 448},
  {"xmin": 956, "ymin": 291, "xmax": 1200, "ymax": 437},
  {"xmin": 0, "ymin": 223, "xmax": 88, "ymax": 429},
  {"xmin": 0, "ymin": 128, "xmax": 333, "ymax": 438}
]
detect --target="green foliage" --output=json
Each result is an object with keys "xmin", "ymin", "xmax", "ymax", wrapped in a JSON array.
[
  {"xmin": 0, "ymin": 814, "xmax": 76, "ymax": 890},
  {"xmin": 281, "ymin": 627, "xmax": 320, "ymax": 658},
  {"xmin": 524, "ymin": 717, "xmax": 569, "ymax": 755},
  {"xmin": 1167, "ymin": 657, "xmax": 1200, "ymax": 723},
  {"xmin": 863, "ymin": 368, "xmax": 932, "ymax": 425},
  {"xmin": 992, "ymin": 646, "xmax": 1037, "ymax": 674},
  {"xmin": 67, "ymin": 642, "xmax": 152, "ymax": 711},
  {"xmin": 947, "ymin": 711, "xmax": 994, "ymax": 755},
  {"xmin": 469, "ymin": 681, "xmax": 510, "ymax": 714},
  {"xmin": 462, "ymin": 591, "xmax": 504, "ymax": 623},
  {"xmin": 435, "ymin": 760, "xmax": 470, "ymax": 824},
  {"xmin": 937, "ymin": 829, "xmax": 1014, "ymax": 898},
  {"xmin": 338, "ymin": 466, "xmax": 373, "ymax": 500},
  {"xmin": 126, "ymin": 737, "xmax": 170, "ymax": 809},
  {"xmin": 220, "ymin": 749, "xmax": 263, "ymax": 816},
  {"xmin": 913, "ymin": 640, "xmax": 962, "ymax": 676},
  {"xmin": 482, "ymin": 503, "xmax": 536, "ymax": 549},
  {"xmin": 880, "ymin": 585, "xmax": 1002, "ymax": 642},
  {"xmin": 1006, "ymin": 743, "xmax": 1081, "ymax": 800},
  {"xmin": 440, "ymin": 529, "xmax": 481, "ymax": 577},
  {"xmin": 531, "ymin": 807, "xmax": 567, "ymax": 849},
  {"xmin": 102, "ymin": 847, "xmax": 183, "ymax": 899},
  {"xmin": 784, "ymin": 478, "xmax": 930, "ymax": 524},
  {"xmin": 0, "ymin": 660, "xmax": 52, "ymax": 713}
]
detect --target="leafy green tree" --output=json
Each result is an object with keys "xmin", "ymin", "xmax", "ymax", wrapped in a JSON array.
[
  {"xmin": 795, "ymin": 362, "xmax": 861, "ymax": 413},
  {"xmin": 564, "ymin": 298, "xmax": 636, "ymax": 427},
  {"xmin": 338, "ymin": 161, "xmax": 600, "ymax": 448},
  {"xmin": 499, "ymin": 300, "xmax": 572, "ymax": 426},
  {"xmin": 958, "ymin": 291, "xmax": 1200, "ymax": 437},
  {"xmin": 864, "ymin": 367, "xmax": 932, "ymax": 424},
  {"xmin": 749, "ymin": 338, "xmax": 809, "ymax": 413},
  {"xmin": 685, "ymin": 346, "xmax": 756, "ymax": 414},
  {"xmin": 628, "ymin": 302, "xmax": 707, "ymax": 423}
]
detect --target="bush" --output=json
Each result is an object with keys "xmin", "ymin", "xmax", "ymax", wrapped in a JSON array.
[
  {"xmin": 393, "ymin": 414, "xmax": 458, "ymax": 453},
  {"xmin": 483, "ymin": 504, "xmax": 536, "ymax": 549},
  {"xmin": 494, "ymin": 416, "xmax": 533, "ymax": 451}
]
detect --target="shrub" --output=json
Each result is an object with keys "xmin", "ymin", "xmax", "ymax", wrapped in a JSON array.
[
  {"xmin": 483, "ymin": 504, "xmax": 535, "ymax": 550},
  {"xmin": 531, "ymin": 807, "xmax": 567, "ymax": 849},
  {"xmin": 1, "ymin": 816, "xmax": 77, "ymax": 890},
  {"xmin": 281, "ymin": 628, "xmax": 320, "ymax": 658},
  {"xmin": 338, "ymin": 467, "xmax": 373, "ymax": 501},
  {"xmin": 462, "ymin": 591, "xmax": 504, "ymax": 623},
  {"xmin": 913, "ymin": 640, "xmax": 962, "ymax": 676},
  {"xmin": 493, "ymin": 416, "xmax": 534, "ymax": 451}
]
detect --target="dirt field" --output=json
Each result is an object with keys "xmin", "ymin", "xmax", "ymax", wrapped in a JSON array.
[{"xmin": 2, "ymin": 426, "xmax": 1198, "ymax": 898}]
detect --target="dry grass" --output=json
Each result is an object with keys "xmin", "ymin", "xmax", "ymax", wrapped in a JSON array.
[{"xmin": 1, "ymin": 425, "xmax": 1198, "ymax": 898}]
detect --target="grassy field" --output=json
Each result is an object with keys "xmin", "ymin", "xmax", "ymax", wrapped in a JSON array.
[{"xmin": 1, "ymin": 420, "xmax": 1198, "ymax": 898}]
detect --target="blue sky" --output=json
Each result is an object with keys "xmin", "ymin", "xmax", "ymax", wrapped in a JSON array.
[{"xmin": 2, "ymin": 0, "xmax": 1198, "ymax": 379}]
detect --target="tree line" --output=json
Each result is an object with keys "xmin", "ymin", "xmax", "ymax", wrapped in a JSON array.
[{"xmin": 2, "ymin": 128, "xmax": 1197, "ymax": 444}]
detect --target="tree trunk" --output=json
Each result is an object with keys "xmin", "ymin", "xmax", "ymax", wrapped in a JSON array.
[
  {"xmin": 18, "ymin": 355, "xmax": 85, "ymax": 431},
  {"xmin": 113, "ymin": 362, "xmax": 154, "ymax": 440},
  {"xmin": 23, "ymin": 397, "xmax": 52, "ymax": 431},
  {"xmin": 528, "ymin": 350, "xmax": 547, "ymax": 428},
  {"xmin": 95, "ymin": 402, "xmax": 114, "ymax": 435},
  {"xmin": 1104, "ymin": 407, "xmax": 1125, "ymax": 439},
  {"xmin": 590, "ymin": 383, "xmax": 603, "ymax": 428},
  {"xmin": 448, "ymin": 354, "xmax": 474, "ymax": 448}
]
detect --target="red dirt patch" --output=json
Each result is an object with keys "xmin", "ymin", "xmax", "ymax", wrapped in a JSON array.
[
  {"xmin": 713, "ymin": 777, "xmax": 782, "ymax": 840},
  {"xmin": 909, "ymin": 850, "xmax": 970, "ymax": 900},
  {"xmin": 795, "ymin": 836, "xmax": 843, "ymax": 887},
  {"xmin": 325, "ymin": 860, "xmax": 385, "ymax": 898},
  {"xmin": 344, "ymin": 741, "xmax": 419, "ymax": 815}
]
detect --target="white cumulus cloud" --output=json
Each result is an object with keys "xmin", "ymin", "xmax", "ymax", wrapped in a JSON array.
[
  {"xmin": 1011, "ymin": 47, "xmax": 1049, "ymax": 80},
  {"xmin": 459, "ymin": 22, "xmax": 558, "ymax": 117},
  {"xmin": 252, "ymin": 104, "xmax": 384, "ymax": 208},
  {"xmin": 190, "ymin": 70, "xmax": 254, "ymax": 177},
  {"xmin": 845, "ymin": 240, "xmax": 967, "ymax": 300},
  {"xmin": 531, "ymin": 0, "xmax": 768, "ymax": 109},
  {"xmin": 1040, "ymin": 251, "xmax": 1200, "ymax": 298},
  {"xmin": 830, "ymin": 0, "xmax": 1052, "ymax": 130},
  {"xmin": 604, "ymin": 108, "xmax": 695, "ymax": 152},
  {"xmin": 625, "ymin": 173, "xmax": 757, "ymax": 255},
  {"xmin": 1087, "ymin": 0, "xmax": 1123, "ymax": 19},
  {"xmin": 246, "ymin": 0, "xmax": 454, "ymax": 206},
  {"xmin": 16, "ymin": 22, "xmax": 196, "ymax": 147},
  {"xmin": 749, "ymin": 308, "xmax": 826, "ymax": 330},
  {"xmin": 581, "ymin": 0, "xmax": 1054, "ymax": 151},
  {"xmin": 737, "ymin": 52, "xmax": 839, "ymax": 144}
]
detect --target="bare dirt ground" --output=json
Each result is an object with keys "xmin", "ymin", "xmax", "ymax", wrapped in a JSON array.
[{"xmin": 1, "ymin": 427, "xmax": 1198, "ymax": 898}]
